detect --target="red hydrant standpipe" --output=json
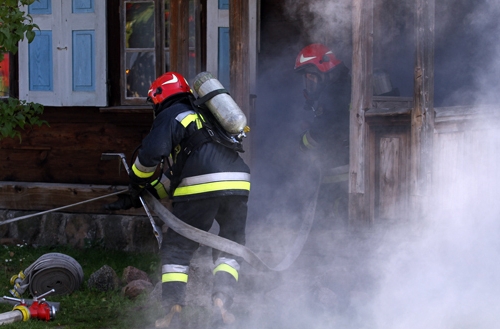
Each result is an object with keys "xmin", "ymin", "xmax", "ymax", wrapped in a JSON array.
[{"xmin": 28, "ymin": 299, "xmax": 55, "ymax": 321}]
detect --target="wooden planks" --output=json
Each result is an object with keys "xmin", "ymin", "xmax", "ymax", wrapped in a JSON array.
[
  {"xmin": 0, "ymin": 182, "xmax": 145, "ymax": 215},
  {"xmin": 0, "ymin": 107, "xmax": 152, "ymax": 185}
]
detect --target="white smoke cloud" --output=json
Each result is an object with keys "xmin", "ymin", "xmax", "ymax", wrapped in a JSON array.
[{"xmin": 246, "ymin": 0, "xmax": 500, "ymax": 328}]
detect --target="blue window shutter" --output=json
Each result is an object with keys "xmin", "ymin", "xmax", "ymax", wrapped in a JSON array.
[
  {"xmin": 19, "ymin": 0, "xmax": 107, "ymax": 106},
  {"xmin": 73, "ymin": 0, "xmax": 94, "ymax": 13},
  {"xmin": 29, "ymin": 0, "xmax": 52, "ymax": 14},
  {"xmin": 218, "ymin": 27, "xmax": 230, "ymax": 90},
  {"xmin": 72, "ymin": 31, "xmax": 95, "ymax": 91},
  {"xmin": 218, "ymin": 0, "xmax": 229, "ymax": 10},
  {"xmin": 29, "ymin": 31, "xmax": 53, "ymax": 91}
]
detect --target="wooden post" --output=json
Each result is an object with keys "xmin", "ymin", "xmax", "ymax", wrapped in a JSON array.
[
  {"xmin": 411, "ymin": 0, "xmax": 435, "ymax": 220},
  {"xmin": 229, "ymin": 0, "xmax": 251, "ymax": 165},
  {"xmin": 349, "ymin": 0, "xmax": 373, "ymax": 225},
  {"xmin": 170, "ymin": 0, "xmax": 190, "ymax": 76}
]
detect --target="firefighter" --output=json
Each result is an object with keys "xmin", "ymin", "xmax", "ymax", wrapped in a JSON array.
[
  {"xmin": 294, "ymin": 43, "xmax": 351, "ymax": 227},
  {"xmin": 106, "ymin": 72, "xmax": 250, "ymax": 328}
]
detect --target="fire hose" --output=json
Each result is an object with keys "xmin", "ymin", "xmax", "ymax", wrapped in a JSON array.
[
  {"xmin": 102, "ymin": 152, "xmax": 325, "ymax": 272},
  {"xmin": 99, "ymin": 152, "xmax": 326, "ymax": 271},
  {"xmin": 142, "ymin": 165, "xmax": 323, "ymax": 272},
  {"xmin": 9, "ymin": 253, "xmax": 84, "ymax": 298}
]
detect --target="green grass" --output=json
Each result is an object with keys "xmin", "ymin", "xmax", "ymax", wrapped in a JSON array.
[{"xmin": 0, "ymin": 243, "xmax": 162, "ymax": 328}]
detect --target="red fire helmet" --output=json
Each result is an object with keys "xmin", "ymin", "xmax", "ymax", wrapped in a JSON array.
[
  {"xmin": 147, "ymin": 72, "xmax": 192, "ymax": 105},
  {"xmin": 294, "ymin": 43, "xmax": 342, "ymax": 73}
]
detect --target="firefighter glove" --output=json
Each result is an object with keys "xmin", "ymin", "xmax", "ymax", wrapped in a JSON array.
[{"xmin": 128, "ymin": 184, "xmax": 144, "ymax": 208}]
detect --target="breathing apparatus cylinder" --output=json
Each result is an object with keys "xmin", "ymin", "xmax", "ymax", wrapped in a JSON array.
[{"xmin": 192, "ymin": 72, "xmax": 248, "ymax": 136}]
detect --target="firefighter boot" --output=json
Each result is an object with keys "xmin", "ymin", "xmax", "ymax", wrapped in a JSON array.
[
  {"xmin": 210, "ymin": 292, "xmax": 235, "ymax": 327},
  {"xmin": 155, "ymin": 304, "xmax": 182, "ymax": 328}
]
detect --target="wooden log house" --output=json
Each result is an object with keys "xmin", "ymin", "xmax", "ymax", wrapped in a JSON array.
[{"xmin": 1, "ymin": 0, "xmax": 499, "ymax": 231}]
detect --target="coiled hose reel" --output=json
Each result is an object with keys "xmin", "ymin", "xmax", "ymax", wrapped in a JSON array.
[{"xmin": 9, "ymin": 253, "xmax": 84, "ymax": 298}]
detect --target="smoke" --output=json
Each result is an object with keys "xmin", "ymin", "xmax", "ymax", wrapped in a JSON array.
[
  {"xmin": 244, "ymin": 0, "xmax": 500, "ymax": 328},
  {"xmin": 435, "ymin": 0, "xmax": 500, "ymax": 106},
  {"xmin": 366, "ymin": 131, "xmax": 500, "ymax": 328}
]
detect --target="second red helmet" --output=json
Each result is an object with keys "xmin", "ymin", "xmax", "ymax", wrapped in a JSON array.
[{"xmin": 294, "ymin": 43, "xmax": 342, "ymax": 73}]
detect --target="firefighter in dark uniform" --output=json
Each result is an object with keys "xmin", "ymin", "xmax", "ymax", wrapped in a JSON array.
[
  {"xmin": 108, "ymin": 72, "xmax": 250, "ymax": 328},
  {"xmin": 294, "ymin": 43, "xmax": 351, "ymax": 228}
]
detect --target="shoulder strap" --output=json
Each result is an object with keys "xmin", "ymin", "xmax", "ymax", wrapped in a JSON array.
[{"xmin": 193, "ymin": 88, "xmax": 229, "ymax": 107}]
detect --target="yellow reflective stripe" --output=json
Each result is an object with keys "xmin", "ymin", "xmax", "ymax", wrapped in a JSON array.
[
  {"xmin": 176, "ymin": 111, "xmax": 204, "ymax": 129},
  {"xmin": 173, "ymin": 181, "xmax": 250, "ymax": 197},
  {"xmin": 213, "ymin": 263, "xmax": 239, "ymax": 281},
  {"xmin": 162, "ymin": 273, "xmax": 188, "ymax": 283},
  {"xmin": 196, "ymin": 117, "xmax": 203, "ymax": 129},
  {"xmin": 179, "ymin": 113, "xmax": 198, "ymax": 128},
  {"xmin": 132, "ymin": 164, "xmax": 155, "ymax": 178},
  {"xmin": 302, "ymin": 131, "xmax": 317, "ymax": 149},
  {"xmin": 302, "ymin": 134, "xmax": 313, "ymax": 149},
  {"xmin": 153, "ymin": 182, "xmax": 169, "ymax": 198},
  {"xmin": 150, "ymin": 174, "xmax": 170, "ymax": 199}
]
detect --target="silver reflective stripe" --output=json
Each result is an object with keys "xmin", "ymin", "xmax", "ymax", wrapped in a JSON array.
[
  {"xmin": 134, "ymin": 157, "xmax": 156, "ymax": 174},
  {"xmin": 159, "ymin": 173, "xmax": 170, "ymax": 186},
  {"xmin": 175, "ymin": 110, "xmax": 196, "ymax": 123},
  {"xmin": 214, "ymin": 257, "xmax": 240, "ymax": 272},
  {"xmin": 162, "ymin": 264, "xmax": 189, "ymax": 274},
  {"xmin": 178, "ymin": 172, "xmax": 251, "ymax": 187}
]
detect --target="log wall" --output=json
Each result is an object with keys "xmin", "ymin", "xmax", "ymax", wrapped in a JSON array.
[{"xmin": 0, "ymin": 107, "xmax": 153, "ymax": 185}]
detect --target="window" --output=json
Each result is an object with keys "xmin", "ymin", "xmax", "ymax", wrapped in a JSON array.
[
  {"xmin": 0, "ymin": 54, "xmax": 9, "ymax": 98},
  {"xmin": 18, "ymin": 0, "xmax": 107, "ymax": 107},
  {"xmin": 121, "ymin": 0, "xmax": 198, "ymax": 105}
]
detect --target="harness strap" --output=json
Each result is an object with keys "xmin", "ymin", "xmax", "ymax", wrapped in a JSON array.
[
  {"xmin": 181, "ymin": 127, "xmax": 214, "ymax": 156},
  {"xmin": 193, "ymin": 88, "xmax": 229, "ymax": 107}
]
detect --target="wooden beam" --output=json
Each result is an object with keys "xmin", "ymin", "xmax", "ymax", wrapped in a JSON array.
[
  {"xmin": 229, "ymin": 0, "xmax": 252, "ymax": 166},
  {"xmin": 170, "ymin": 0, "xmax": 190, "ymax": 76},
  {"xmin": 349, "ymin": 0, "xmax": 373, "ymax": 225},
  {"xmin": 410, "ymin": 0, "xmax": 435, "ymax": 220},
  {"xmin": 0, "ymin": 182, "xmax": 172, "ymax": 216},
  {"xmin": 0, "ymin": 182, "xmax": 145, "ymax": 215}
]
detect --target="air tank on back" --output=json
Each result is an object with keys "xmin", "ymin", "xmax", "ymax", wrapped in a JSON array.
[{"xmin": 192, "ymin": 72, "xmax": 248, "ymax": 136}]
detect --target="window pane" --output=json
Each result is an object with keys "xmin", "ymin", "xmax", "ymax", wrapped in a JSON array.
[
  {"xmin": 373, "ymin": 0, "xmax": 414, "ymax": 97},
  {"xmin": 0, "ymin": 54, "xmax": 9, "ymax": 97},
  {"xmin": 126, "ymin": 51, "xmax": 155, "ymax": 97},
  {"xmin": 124, "ymin": 1, "xmax": 156, "ymax": 100},
  {"xmin": 126, "ymin": 2, "xmax": 155, "ymax": 49}
]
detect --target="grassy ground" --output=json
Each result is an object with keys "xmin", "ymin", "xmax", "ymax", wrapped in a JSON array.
[{"xmin": 0, "ymin": 243, "xmax": 163, "ymax": 329}]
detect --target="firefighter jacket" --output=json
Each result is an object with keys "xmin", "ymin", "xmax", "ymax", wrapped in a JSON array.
[
  {"xmin": 131, "ymin": 99, "xmax": 251, "ymax": 202},
  {"xmin": 300, "ymin": 66, "xmax": 351, "ymax": 168}
]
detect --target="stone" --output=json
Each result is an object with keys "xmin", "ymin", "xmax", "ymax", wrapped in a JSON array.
[
  {"xmin": 87, "ymin": 265, "xmax": 120, "ymax": 292},
  {"xmin": 122, "ymin": 279, "xmax": 154, "ymax": 299},
  {"xmin": 122, "ymin": 265, "xmax": 151, "ymax": 284}
]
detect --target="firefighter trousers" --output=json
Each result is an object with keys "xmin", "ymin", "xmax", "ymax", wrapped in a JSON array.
[{"xmin": 160, "ymin": 195, "xmax": 248, "ymax": 308}]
